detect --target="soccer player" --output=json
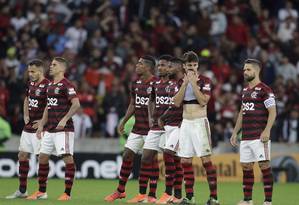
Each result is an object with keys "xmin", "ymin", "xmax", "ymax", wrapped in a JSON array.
[
  {"xmin": 230, "ymin": 59, "xmax": 276, "ymax": 205},
  {"xmin": 173, "ymin": 51, "xmax": 220, "ymax": 205},
  {"xmin": 27, "ymin": 57, "xmax": 80, "ymax": 201},
  {"xmin": 104, "ymin": 56, "xmax": 156, "ymax": 202},
  {"xmin": 156, "ymin": 57, "xmax": 184, "ymax": 204},
  {"xmin": 6, "ymin": 59, "xmax": 49, "ymax": 199},
  {"xmin": 127, "ymin": 55, "xmax": 173, "ymax": 203}
]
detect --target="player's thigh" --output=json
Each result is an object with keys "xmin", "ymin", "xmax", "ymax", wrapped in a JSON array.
[
  {"xmin": 240, "ymin": 140, "xmax": 256, "ymax": 163},
  {"xmin": 178, "ymin": 120, "xmax": 194, "ymax": 158},
  {"xmin": 125, "ymin": 133, "xmax": 145, "ymax": 154},
  {"xmin": 53, "ymin": 132, "xmax": 75, "ymax": 156},
  {"xmin": 251, "ymin": 139, "xmax": 271, "ymax": 162},
  {"xmin": 40, "ymin": 132, "xmax": 55, "ymax": 155},
  {"xmin": 192, "ymin": 118, "xmax": 212, "ymax": 157},
  {"xmin": 143, "ymin": 130, "xmax": 163, "ymax": 151},
  {"xmin": 19, "ymin": 131, "xmax": 35, "ymax": 154},
  {"xmin": 164, "ymin": 126, "xmax": 180, "ymax": 152}
]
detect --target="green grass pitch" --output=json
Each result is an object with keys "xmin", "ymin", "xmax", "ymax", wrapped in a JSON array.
[{"xmin": 0, "ymin": 178, "xmax": 297, "ymax": 205}]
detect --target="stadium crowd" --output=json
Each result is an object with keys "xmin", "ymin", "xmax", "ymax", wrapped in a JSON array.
[{"xmin": 0, "ymin": 0, "xmax": 299, "ymax": 145}]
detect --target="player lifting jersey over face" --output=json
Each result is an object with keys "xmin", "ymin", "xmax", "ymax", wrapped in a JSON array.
[{"xmin": 173, "ymin": 51, "xmax": 220, "ymax": 205}]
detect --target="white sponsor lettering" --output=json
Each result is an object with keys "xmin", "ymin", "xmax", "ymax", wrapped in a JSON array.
[
  {"xmin": 155, "ymin": 96, "xmax": 173, "ymax": 105},
  {"xmin": 47, "ymin": 97, "xmax": 58, "ymax": 106},
  {"xmin": 242, "ymin": 102, "xmax": 255, "ymax": 111},
  {"xmin": 135, "ymin": 95, "xmax": 149, "ymax": 105},
  {"xmin": 28, "ymin": 98, "xmax": 38, "ymax": 108}
]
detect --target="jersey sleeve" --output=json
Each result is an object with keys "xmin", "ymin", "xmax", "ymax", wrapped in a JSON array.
[
  {"xmin": 201, "ymin": 78, "xmax": 212, "ymax": 96},
  {"xmin": 65, "ymin": 83, "xmax": 77, "ymax": 101},
  {"xmin": 263, "ymin": 87, "xmax": 276, "ymax": 109}
]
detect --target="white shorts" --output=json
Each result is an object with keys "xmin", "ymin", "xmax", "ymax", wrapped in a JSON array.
[
  {"xmin": 159, "ymin": 126, "xmax": 180, "ymax": 152},
  {"xmin": 143, "ymin": 130, "xmax": 164, "ymax": 151},
  {"xmin": 125, "ymin": 132, "xmax": 146, "ymax": 154},
  {"xmin": 40, "ymin": 131, "xmax": 74, "ymax": 156},
  {"xmin": 178, "ymin": 118, "xmax": 212, "ymax": 158},
  {"xmin": 19, "ymin": 131, "xmax": 41, "ymax": 155},
  {"xmin": 240, "ymin": 139, "xmax": 271, "ymax": 163}
]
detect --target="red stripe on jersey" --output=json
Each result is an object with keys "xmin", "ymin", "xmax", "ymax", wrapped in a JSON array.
[{"xmin": 24, "ymin": 78, "xmax": 49, "ymax": 133}]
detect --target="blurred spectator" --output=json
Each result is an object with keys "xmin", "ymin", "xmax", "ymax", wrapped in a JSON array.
[
  {"xmin": 278, "ymin": 1, "xmax": 298, "ymax": 22},
  {"xmin": 73, "ymin": 108, "xmax": 92, "ymax": 139},
  {"xmin": 275, "ymin": 56, "xmax": 297, "ymax": 82},
  {"xmin": 0, "ymin": 80, "xmax": 9, "ymax": 117},
  {"xmin": 282, "ymin": 109, "xmax": 299, "ymax": 143},
  {"xmin": 65, "ymin": 19, "xmax": 87, "ymax": 53},
  {"xmin": 103, "ymin": 78, "xmax": 127, "ymax": 138},
  {"xmin": 277, "ymin": 16, "xmax": 296, "ymax": 43}
]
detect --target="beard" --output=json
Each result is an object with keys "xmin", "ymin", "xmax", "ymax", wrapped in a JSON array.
[{"xmin": 245, "ymin": 75, "xmax": 255, "ymax": 82}]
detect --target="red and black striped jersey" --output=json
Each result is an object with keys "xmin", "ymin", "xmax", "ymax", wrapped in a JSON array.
[
  {"xmin": 183, "ymin": 74, "xmax": 212, "ymax": 104},
  {"xmin": 45, "ymin": 78, "xmax": 77, "ymax": 133},
  {"xmin": 131, "ymin": 76, "xmax": 155, "ymax": 135},
  {"xmin": 151, "ymin": 79, "xmax": 173, "ymax": 130},
  {"xmin": 24, "ymin": 78, "xmax": 49, "ymax": 133},
  {"xmin": 164, "ymin": 80, "xmax": 183, "ymax": 126},
  {"xmin": 241, "ymin": 82, "xmax": 276, "ymax": 140}
]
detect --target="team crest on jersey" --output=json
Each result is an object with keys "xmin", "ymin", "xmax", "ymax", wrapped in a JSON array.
[
  {"xmin": 147, "ymin": 87, "xmax": 152, "ymax": 94},
  {"xmin": 165, "ymin": 86, "xmax": 170, "ymax": 93},
  {"xmin": 251, "ymin": 91, "xmax": 258, "ymax": 98},
  {"xmin": 35, "ymin": 89, "xmax": 41, "ymax": 96},
  {"xmin": 54, "ymin": 87, "xmax": 60, "ymax": 94}
]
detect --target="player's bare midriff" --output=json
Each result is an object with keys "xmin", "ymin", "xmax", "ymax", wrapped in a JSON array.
[{"xmin": 183, "ymin": 104, "xmax": 207, "ymax": 119}]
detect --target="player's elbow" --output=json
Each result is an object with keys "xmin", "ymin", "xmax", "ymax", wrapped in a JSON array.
[
  {"xmin": 73, "ymin": 101, "xmax": 81, "ymax": 111},
  {"xmin": 173, "ymin": 99, "xmax": 181, "ymax": 107}
]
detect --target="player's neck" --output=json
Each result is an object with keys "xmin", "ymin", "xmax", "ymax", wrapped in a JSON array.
[
  {"xmin": 248, "ymin": 78, "xmax": 261, "ymax": 88},
  {"xmin": 140, "ymin": 73, "xmax": 153, "ymax": 81},
  {"xmin": 160, "ymin": 76, "xmax": 168, "ymax": 81},
  {"xmin": 53, "ymin": 74, "xmax": 64, "ymax": 84},
  {"xmin": 36, "ymin": 77, "xmax": 45, "ymax": 84}
]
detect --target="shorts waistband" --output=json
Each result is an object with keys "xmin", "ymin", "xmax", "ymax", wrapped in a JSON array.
[{"xmin": 182, "ymin": 117, "xmax": 208, "ymax": 123}]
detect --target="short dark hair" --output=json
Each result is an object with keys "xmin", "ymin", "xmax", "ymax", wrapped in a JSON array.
[
  {"xmin": 142, "ymin": 55, "xmax": 156, "ymax": 69},
  {"xmin": 28, "ymin": 59, "xmax": 44, "ymax": 68},
  {"xmin": 170, "ymin": 57, "xmax": 184, "ymax": 65},
  {"xmin": 53, "ymin": 56, "xmax": 69, "ymax": 69},
  {"xmin": 159, "ymin": 54, "xmax": 173, "ymax": 61},
  {"xmin": 182, "ymin": 51, "xmax": 199, "ymax": 63},
  {"xmin": 244, "ymin": 58, "xmax": 261, "ymax": 69}
]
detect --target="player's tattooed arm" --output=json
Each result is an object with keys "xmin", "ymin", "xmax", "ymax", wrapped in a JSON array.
[
  {"xmin": 188, "ymin": 72, "xmax": 210, "ymax": 106},
  {"xmin": 56, "ymin": 97, "xmax": 80, "ymax": 130},
  {"xmin": 230, "ymin": 107, "xmax": 243, "ymax": 147},
  {"xmin": 173, "ymin": 74, "xmax": 188, "ymax": 107},
  {"xmin": 260, "ymin": 106, "xmax": 277, "ymax": 143},
  {"xmin": 23, "ymin": 96, "xmax": 29, "ymax": 124},
  {"xmin": 118, "ymin": 97, "xmax": 135, "ymax": 135}
]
